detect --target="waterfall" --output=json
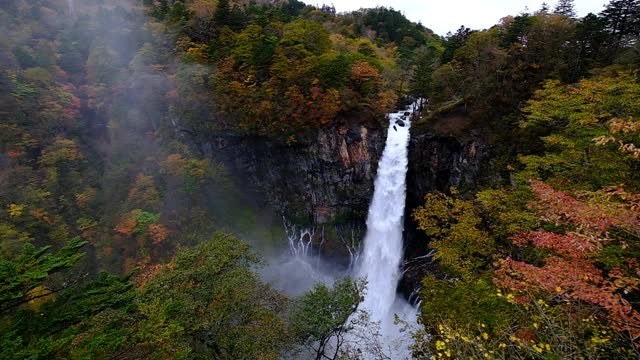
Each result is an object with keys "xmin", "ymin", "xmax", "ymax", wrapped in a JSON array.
[
  {"xmin": 356, "ymin": 99, "xmax": 422, "ymax": 333},
  {"xmin": 284, "ymin": 218, "xmax": 322, "ymax": 258},
  {"xmin": 67, "ymin": 0, "xmax": 76, "ymax": 16}
]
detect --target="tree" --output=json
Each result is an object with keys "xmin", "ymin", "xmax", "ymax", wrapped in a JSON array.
[
  {"xmin": 553, "ymin": 0, "xmax": 576, "ymax": 18},
  {"xmin": 139, "ymin": 233, "xmax": 291, "ymax": 359},
  {"xmin": 0, "ymin": 272, "xmax": 136, "ymax": 360},
  {"xmin": 412, "ymin": 190, "xmax": 494, "ymax": 277},
  {"xmin": 537, "ymin": 2, "xmax": 551, "ymax": 14},
  {"xmin": 574, "ymin": 13, "xmax": 609, "ymax": 73},
  {"xmin": 600, "ymin": 0, "xmax": 640, "ymax": 52},
  {"xmin": 290, "ymin": 278, "xmax": 365, "ymax": 360},
  {"xmin": 0, "ymin": 237, "xmax": 87, "ymax": 314},
  {"xmin": 501, "ymin": 13, "xmax": 534, "ymax": 47},
  {"xmin": 494, "ymin": 180, "xmax": 640, "ymax": 344},
  {"xmin": 214, "ymin": 0, "xmax": 231, "ymax": 25},
  {"xmin": 409, "ymin": 46, "xmax": 439, "ymax": 99},
  {"xmin": 518, "ymin": 71, "xmax": 640, "ymax": 191},
  {"xmin": 441, "ymin": 26, "xmax": 473, "ymax": 64}
]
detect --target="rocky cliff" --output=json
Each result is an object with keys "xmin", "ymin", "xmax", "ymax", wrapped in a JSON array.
[
  {"xmin": 208, "ymin": 110, "xmax": 386, "ymax": 261},
  {"xmin": 400, "ymin": 114, "xmax": 500, "ymax": 298},
  {"xmin": 205, "ymin": 108, "xmax": 498, "ymax": 291}
]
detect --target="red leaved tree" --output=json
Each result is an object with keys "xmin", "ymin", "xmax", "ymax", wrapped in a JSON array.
[{"xmin": 494, "ymin": 180, "xmax": 640, "ymax": 343}]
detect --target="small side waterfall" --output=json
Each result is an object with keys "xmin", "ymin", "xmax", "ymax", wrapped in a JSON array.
[
  {"xmin": 356, "ymin": 100, "xmax": 422, "ymax": 343},
  {"xmin": 284, "ymin": 218, "xmax": 323, "ymax": 258}
]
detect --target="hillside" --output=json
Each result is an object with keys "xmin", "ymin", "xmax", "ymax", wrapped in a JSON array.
[{"xmin": 1, "ymin": 0, "xmax": 639, "ymax": 358}]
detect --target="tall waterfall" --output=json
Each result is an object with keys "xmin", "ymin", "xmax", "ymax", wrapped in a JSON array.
[{"xmin": 357, "ymin": 100, "xmax": 421, "ymax": 329}]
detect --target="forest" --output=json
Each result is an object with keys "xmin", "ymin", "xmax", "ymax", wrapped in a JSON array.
[{"xmin": 0, "ymin": 0, "xmax": 639, "ymax": 358}]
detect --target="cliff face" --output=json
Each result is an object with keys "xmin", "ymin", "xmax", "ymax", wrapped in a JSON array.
[
  {"xmin": 205, "ymin": 110, "xmax": 497, "ymax": 291},
  {"xmin": 207, "ymin": 112, "xmax": 385, "ymax": 261},
  {"xmin": 217, "ymin": 115, "xmax": 385, "ymax": 223},
  {"xmin": 400, "ymin": 120, "xmax": 500, "ymax": 297}
]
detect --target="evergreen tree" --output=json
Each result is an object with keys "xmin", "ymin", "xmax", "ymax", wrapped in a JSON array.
[
  {"xmin": 600, "ymin": 0, "xmax": 640, "ymax": 49},
  {"xmin": 554, "ymin": 0, "xmax": 576, "ymax": 18},
  {"xmin": 0, "ymin": 238, "xmax": 87, "ymax": 314},
  {"xmin": 574, "ymin": 13, "xmax": 609, "ymax": 71},
  {"xmin": 501, "ymin": 13, "xmax": 534, "ymax": 46},
  {"xmin": 409, "ymin": 46, "xmax": 439, "ymax": 99},
  {"xmin": 442, "ymin": 26, "xmax": 473, "ymax": 63},
  {"xmin": 538, "ymin": 2, "xmax": 550, "ymax": 14},
  {"xmin": 214, "ymin": 0, "xmax": 231, "ymax": 25}
]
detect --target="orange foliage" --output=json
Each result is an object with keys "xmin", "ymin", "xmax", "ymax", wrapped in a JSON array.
[
  {"xmin": 126, "ymin": 174, "xmax": 161, "ymax": 210},
  {"xmin": 6, "ymin": 149, "xmax": 25, "ymax": 159},
  {"xmin": 30, "ymin": 209, "xmax": 53, "ymax": 224},
  {"xmin": 115, "ymin": 215, "xmax": 137, "ymax": 236},
  {"xmin": 350, "ymin": 61, "xmax": 381, "ymax": 82},
  {"xmin": 164, "ymin": 154, "xmax": 188, "ymax": 176},
  {"xmin": 148, "ymin": 224, "xmax": 169, "ymax": 244},
  {"xmin": 528, "ymin": 180, "xmax": 639, "ymax": 238},
  {"xmin": 133, "ymin": 263, "xmax": 167, "ymax": 289}
]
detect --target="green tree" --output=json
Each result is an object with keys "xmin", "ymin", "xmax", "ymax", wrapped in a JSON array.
[
  {"xmin": 409, "ymin": 46, "xmax": 440, "ymax": 99},
  {"xmin": 553, "ymin": 0, "xmax": 576, "ymax": 18},
  {"xmin": 290, "ymin": 278, "xmax": 365, "ymax": 360},
  {"xmin": 412, "ymin": 190, "xmax": 494, "ymax": 277},
  {"xmin": 601, "ymin": 0, "xmax": 640, "ymax": 52},
  {"xmin": 139, "ymin": 233, "xmax": 291, "ymax": 359},
  {"xmin": 0, "ymin": 237, "xmax": 87, "ymax": 314},
  {"xmin": 518, "ymin": 71, "xmax": 640, "ymax": 191},
  {"xmin": 441, "ymin": 26, "xmax": 473, "ymax": 64},
  {"xmin": 574, "ymin": 13, "xmax": 609, "ymax": 73}
]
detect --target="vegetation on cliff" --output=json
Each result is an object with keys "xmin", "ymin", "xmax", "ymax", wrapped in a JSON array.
[
  {"xmin": 412, "ymin": 1, "xmax": 640, "ymax": 357},
  {"xmin": 1, "ymin": 0, "xmax": 639, "ymax": 358}
]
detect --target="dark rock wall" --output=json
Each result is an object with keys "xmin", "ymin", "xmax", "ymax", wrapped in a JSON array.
[
  {"xmin": 215, "ymin": 122, "xmax": 385, "ymax": 224},
  {"xmin": 207, "ymin": 113, "xmax": 386, "ymax": 261},
  {"xmin": 400, "ymin": 127, "xmax": 499, "ymax": 298}
]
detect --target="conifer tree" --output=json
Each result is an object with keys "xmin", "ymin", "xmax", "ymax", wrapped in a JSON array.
[
  {"xmin": 554, "ymin": 0, "xmax": 576, "ymax": 17},
  {"xmin": 214, "ymin": 0, "xmax": 231, "ymax": 25},
  {"xmin": 600, "ymin": 0, "xmax": 640, "ymax": 49},
  {"xmin": 538, "ymin": 2, "xmax": 550, "ymax": 14}
]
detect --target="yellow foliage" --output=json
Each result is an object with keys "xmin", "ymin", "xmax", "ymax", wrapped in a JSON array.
[
  {"xmin": 26, "ymin": 286, "xmax": 55, "ymax": 311},
  {"xmin": 188, "ymin": 0, "xmax": 217, "ymax": 18},
  {"xmin": 413, "ymin": 190, "xmax": 494, "ymax": 276},
  {"xmin": 8, "ymin": 203, "xmax": 26, "ymax": 218},
  {"xmin": 39, "ymin": 138, "xmax": 84, "ymax": 166}
]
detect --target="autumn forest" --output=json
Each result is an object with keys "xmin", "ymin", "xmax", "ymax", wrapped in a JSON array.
[{"xmin": 1, "ymin": 0, "xmax": 640, "ymax": 359}]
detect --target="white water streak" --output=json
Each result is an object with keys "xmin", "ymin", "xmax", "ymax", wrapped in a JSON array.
[
  {"xmin": 67, "ymin": 0, "xmax": 76, "ymax": 16},
  {"xmin": 356, "ymin": 100, "xmax": 423, "ymax": 352}
]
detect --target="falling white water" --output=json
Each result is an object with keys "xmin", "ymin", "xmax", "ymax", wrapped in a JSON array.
[
  {"xmin": 67, "ymin": 0, "xmax": 76, "ymax": 16},
  {"xmin": 261, "ymin": 219, "xmax": 338, "ymax": 296},
  {"xmin": 355, "ymin": 99, "xmax": 423, "ymax": 354}
]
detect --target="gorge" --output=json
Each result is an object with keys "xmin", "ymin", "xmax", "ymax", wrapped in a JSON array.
[{"xmin": 2, "ymin": 0, "xmax": 639, "ymax": 358}]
